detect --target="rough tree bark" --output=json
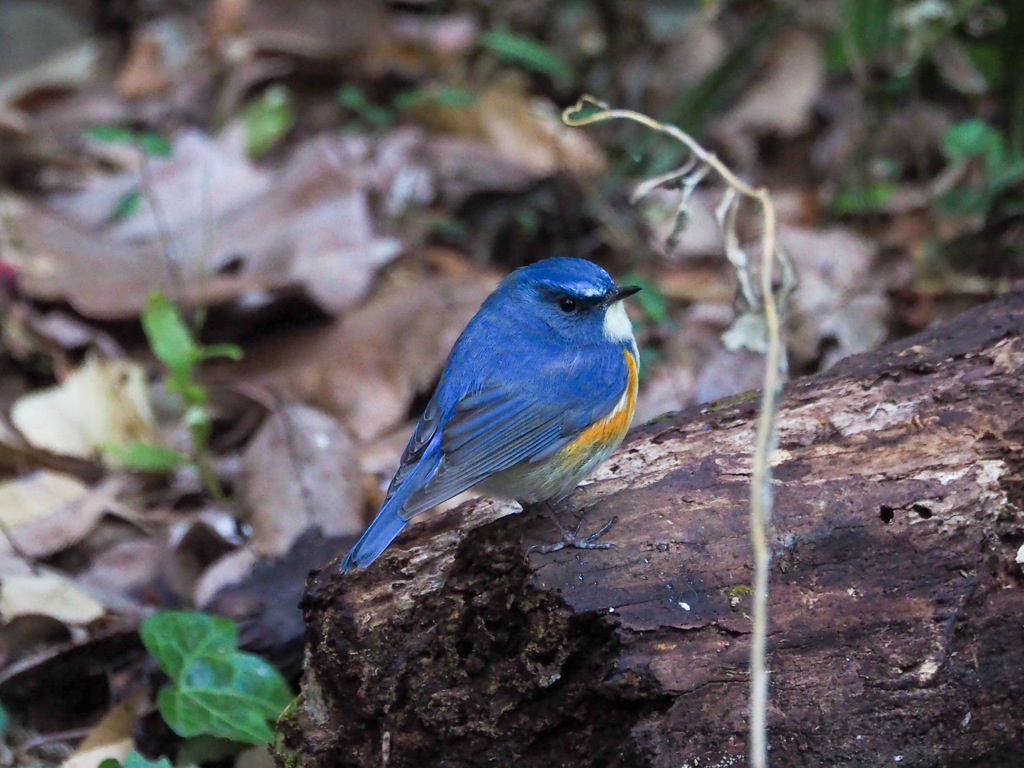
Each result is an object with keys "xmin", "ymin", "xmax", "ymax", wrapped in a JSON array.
[{"xmin": 280, "ymin": 292, "xmax": 1024, "ymax": 768}]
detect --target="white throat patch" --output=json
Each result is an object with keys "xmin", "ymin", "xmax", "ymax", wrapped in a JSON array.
[{"xmin": 602, "ymin": 301, "xmax": 635, "ymax": 343}]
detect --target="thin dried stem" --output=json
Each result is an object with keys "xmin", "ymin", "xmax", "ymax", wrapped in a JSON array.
[{"xmin": 563, "ymin": 95, "xmax": 794, "ymax": 768}]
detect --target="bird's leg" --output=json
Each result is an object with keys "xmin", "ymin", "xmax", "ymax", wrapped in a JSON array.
[{"xmin": 529, "ymin": 500, "xmax": 617, "ymax": 554}]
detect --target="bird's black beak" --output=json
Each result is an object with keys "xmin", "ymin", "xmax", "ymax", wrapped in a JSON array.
[{"xmin": 606, "ymin": 284, "xmax": 642, "ymax": 304}]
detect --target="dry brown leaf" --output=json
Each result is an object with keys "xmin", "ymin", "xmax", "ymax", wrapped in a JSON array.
[
  {"xmin": 713, "ymin": 29, "xmax": 825, "ymax": 163},
  {"xmin": 0, "ymin": 470, "xmax": 89, "ymax": 530},
  {"xmin": 76, "ymin": 538, "xmax": 165, "ymax": 599},
  {"xmin": 62, "ymin": 687, "xmax": 146, "ymax": 768},
  {"xmin": 240, "ymin": 403, "xmax": 363, "ymax": 557},
  {"xmin": 163, "ymin": 508, "xmax": 243, "ymax": 603},
  {"xmin": 0, "ymin": 473, "xmax": 137, "ymax": 560},
  {"xmin": 235, "ymin": 745, "xmax": 277, "ymax": 768},
  {"xmin": 0, "ymin": 570, "xmax": 105, "ymax": 624},
  {"xmin": 10, "ymin": 353, "xmax": 156, "ymax": 459},
  {"xmin": 218, "ymin": 265, "xmax": 498, "ymax": 442},
  {"xmin": 193, "ymin": 547, "xmax": 259, "ymax": 608},
  {"xmin": 407, "ymin": 83, "xmax": 606, "ymax": 179},
  {"xmin": 114, "ymin": 32, "xmax": 170, "ymax": 98},
  {"xmin": 245, "ymin": 0, "xmax": 389, "ymax": 62},
  {"xmin": 781, "ymin": 225, "xmax": 890, "ymax": 369},
  {"xmin": 9, "ymin": 131, "xmax": 401, "ymax": 318}
]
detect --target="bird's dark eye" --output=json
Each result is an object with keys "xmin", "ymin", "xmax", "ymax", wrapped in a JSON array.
[{"xmin": 558, "ymin": 296, "xmax": 578, "ymax": 313}]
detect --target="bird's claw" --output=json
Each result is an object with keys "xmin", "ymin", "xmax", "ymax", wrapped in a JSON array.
[{"xmin": 530, "ymin": 515, "xmax": 618, "ymax": 555}]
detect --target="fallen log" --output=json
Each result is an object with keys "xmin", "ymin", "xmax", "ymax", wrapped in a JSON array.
[{"xmin": 281, "ymin": 292, "xmax": 1024, "ymax": 768}]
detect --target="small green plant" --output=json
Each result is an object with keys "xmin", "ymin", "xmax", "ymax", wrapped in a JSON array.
[
  {"xmin": 141, "ymin": 612, "xmax": 292, "ymax": 745},
  {"xmin": 337, "ymin": 83, "xmax": 477, "ymax": 131},
  {"xmin": 84, "ymin": 125, "xmax": 173, "ymax": 157},
  {"xmin": 242, "ymin": 85, "xmax": 295, "ymax": 158},
  {"xmin": 935, "ymin": 118, "xmax": 1024, "ymax": 216},
  {"xmin": 479, "ymin": 29, "xmax": 573, "ymax": 83},
  {"xmin": 108, "ymin": 292, "xmax": 242, "ymax": 498},
  {"xmin": 83, "ymin": 125, "xmax": 173, "ymax": 223}
]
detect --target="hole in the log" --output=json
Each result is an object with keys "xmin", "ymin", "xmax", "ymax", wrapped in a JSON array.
[
  {"xmin": 456, "ymin": 639, "xmax": 473, "ymax": 658},
  {"xmin": 879, "ymin": 505, "xmax": 895, "ymax": 523},
  {"xmin": 912, "ymin": 504, "xmax": 933, "ymax": 519}
]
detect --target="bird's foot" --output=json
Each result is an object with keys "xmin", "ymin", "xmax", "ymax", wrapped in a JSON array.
[{"xmin": 530, "ymin": 513, "xmax": 617, "ymax": 555}]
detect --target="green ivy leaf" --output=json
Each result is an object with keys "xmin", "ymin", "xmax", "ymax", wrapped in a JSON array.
[
  {"xmin": 141, "ymin": 611, "xmax": 238, "ymax": 681},
  {"xmin": 141, "ymin": 612, "xmax": 292, "ymax": 745},
  {"xmin": 105, "ymin": 442, "xmax": 187, "ymax": 473},
  {"xmin": 480, "ymin": 30, "xmax": 573, "ymax": 82},
  {"xmin": 243, "ymin": 85, "xmax": 295, "ymax": 158},
  {"xmin": 156, "ymin": 652, "xmax": 292, "ymax": 744}
]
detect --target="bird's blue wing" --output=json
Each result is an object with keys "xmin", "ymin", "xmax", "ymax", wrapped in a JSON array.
[{"xmin": 396, "ymin": 347, "xmax": 630, "ymax": 520}]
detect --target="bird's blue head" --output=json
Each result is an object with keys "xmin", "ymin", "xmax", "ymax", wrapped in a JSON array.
[{"xmin": 494, "ymin": 257, "xmax": 642, "ymax": 349}]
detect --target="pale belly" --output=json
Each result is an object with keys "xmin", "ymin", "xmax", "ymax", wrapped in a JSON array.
[
  {"xmin": 479, "ymin": 436, "xmax": 625, "ymax": 504},
  {"xmin": 479, "ymin": 347, "xmax": 638, "ymax": 504}
]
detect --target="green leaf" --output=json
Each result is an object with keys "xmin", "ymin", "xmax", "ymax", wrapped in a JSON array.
[
  {"xmin": 480, "ymin": 30, "xmax": 573, "ymax": 82},
  {"xmin": 990, "ymin": 158, "xmax": 1024, "ymax": 190},
  {"xmin": 141, "ymin": 611, "xmax": 238, "ymax": 682},
  {"xmin": 141, "ymin": 611, "xmax": 292, "ymax": 744},
  {"xmin": 141, "ymin": 292, "xmax": 199, "ymax": 382},
  {"xmin": 942, "ymin": 119, "xmax": 1003, "ymax": 161},
  {"xmin": 185, "ymin": 404, "xmax": 212, "ymax": 440},
  {"xmin": 0, "ymin": 700, "xmax": 7, "ymax": 738},
  {"xmin": 832, "ymin": 182, "xmax": 896, "ymax": 214},
  {"xmin": 85, "ymin": 125, "xmax": 136, "ymax": 144},
  {"xmin": 106, "ymin": 442, "xmax": 187, "ymax": 473},
  {"xmin": 156, "ymin": 653, "xmax": 292, "ymax": 745},
  {"xmin": 196, "ymin": 343, "xmax": 244, "ymax": 363},
  {"xmin": 85, "ymin": 126, "xmax": 172, "ymax": 156},
  {"xmin": 243, "ymin": 85, "xmax": 295, "ymax": 158},
  {"xmin": 107, "ymin": 189, "xmax": 143, "ymax": 223},
  {"xmin": 934, "ymin": 186, "xmax": 993, "ymax": 216},
  {"xmin": 394, "ymin": 85, "xmax": 477, "ymax": 111},
  {"xmin": 337, "ymin": 85, "xmax": 394, "ymax": 128},
  {"xmin": 136, "ymin": 132, "xmax": 173, "ymax": 157}
]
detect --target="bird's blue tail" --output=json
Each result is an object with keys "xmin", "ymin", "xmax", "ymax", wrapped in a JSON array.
[{"xmin": 340, "ymin": 498, "xmax": 408, "ymax": 573}]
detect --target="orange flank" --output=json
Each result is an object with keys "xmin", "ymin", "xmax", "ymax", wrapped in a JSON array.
[{"xmin": 562, "ymin": 349, "xmax": 639, "ymax": 459}]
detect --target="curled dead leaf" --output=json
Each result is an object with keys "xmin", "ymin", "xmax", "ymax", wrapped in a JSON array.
[
  {"xmin": 240, "ymin": 403, "xmax": 364, "ymax": 557},
  {"xmin": 0, "ymin": 570, "xmax": 105, "ymax": 625},
  {"xmin": 10, "ymin": 354, "xmax": 157, "ymax": 460}
]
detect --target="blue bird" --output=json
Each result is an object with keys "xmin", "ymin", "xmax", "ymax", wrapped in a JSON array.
[{"xmin": 340, "ymin": 257, "xmax": 641, "ymax": 572}]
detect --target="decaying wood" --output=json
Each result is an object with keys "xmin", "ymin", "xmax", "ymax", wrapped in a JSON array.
[{"xmin": 281, "ymin": 293, "xmax": 1024, "ymax": 768}]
